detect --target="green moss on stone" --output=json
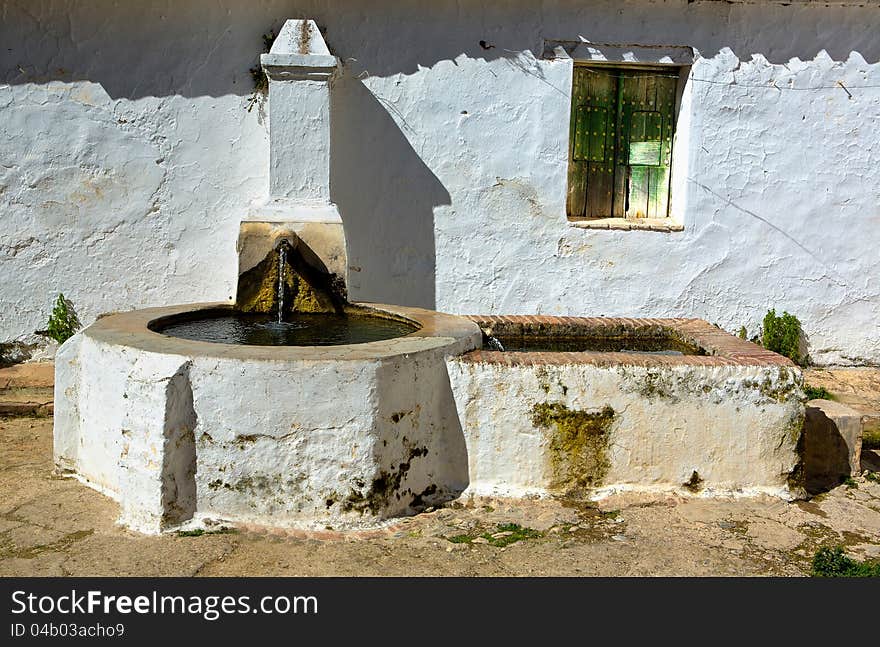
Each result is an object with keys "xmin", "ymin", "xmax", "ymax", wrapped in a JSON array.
[
  {"xmin": 862, "ymin": 428, "xmax": 880, "ymax": 451},
  {"xmin": 236, "ymin": 242, "xmax": 346, "ymax": 316},
  {"xmin": 531, "ymin": 402, "xmax": 615, "ymax": 495},
  {"xmin": 787, "ymin": 410, "xmax": 807, "ymax": 494}
]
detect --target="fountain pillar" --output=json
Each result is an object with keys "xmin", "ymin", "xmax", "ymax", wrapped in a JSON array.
[{"xmin": 237, "ymin": 19, "xmax": 347, "ymax": 302}]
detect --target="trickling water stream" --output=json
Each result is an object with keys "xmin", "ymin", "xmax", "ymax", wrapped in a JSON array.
[
  {"xmin": 276, "ymin": 244, "xmax": 287, "ymax": 323},
  {"xmin": 485, "ymin": 335, "xmax": 505, "ymax": 351}
]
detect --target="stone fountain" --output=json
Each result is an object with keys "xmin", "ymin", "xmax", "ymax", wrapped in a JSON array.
[
  {"xmin": 52, "ymin": 20, "xmax": 807, "ymax": 536},
  {"xmin": 53, "ymin": 20, "xmax": 482, "ymax": 534}
]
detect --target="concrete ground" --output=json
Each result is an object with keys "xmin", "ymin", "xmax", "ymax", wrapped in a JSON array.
[{"xmin": 2, "ymin": 363, "xmax": 880, "ymax": 577}]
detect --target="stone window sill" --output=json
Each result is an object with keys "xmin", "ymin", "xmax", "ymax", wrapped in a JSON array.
[{"xmin": 567, "ymin": 218, "xmax": 684, "ymax": 232}]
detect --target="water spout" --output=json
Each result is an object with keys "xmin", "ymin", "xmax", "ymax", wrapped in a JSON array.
[
  {"xmin": 485, "ymin": 335, "xmax": 505, "ymax": 351},
  {"xmin": 237, "ymin": 236, "xmax": 347, "ymax": 316}
]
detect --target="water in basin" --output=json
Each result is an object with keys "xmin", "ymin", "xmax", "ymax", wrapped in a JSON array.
[
  {"xmin": 485, "ymin": 335, "xmax": 705, "ymax": 355},
  {"xmin": 156, "ymin": 312, "xmax": 417, "ymax": 346}
]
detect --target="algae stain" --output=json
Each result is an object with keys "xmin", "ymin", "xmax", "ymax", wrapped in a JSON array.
[
  {"xmin": 683, "ymin": 470, "xmax": 704, "ymax": 492},
  {"xmin": 342, "ymin": 443, "xmax": 429, "ymax": 515},
  {"xmin": 390, "ymin": 410, "xmax": 411, "ymax": 423},
  {"xmin": 784, "ymin": 409, "xmax": 807, "ymax": 495},
  {"xmin": 236, "ymin": 242, "xmax": 345, "ymax": 316},
  {"xmin": 531, "ymin": 402, "xmax": 615, "ymax": 495}
]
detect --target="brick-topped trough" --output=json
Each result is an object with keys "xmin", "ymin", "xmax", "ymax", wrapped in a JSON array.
[
  {"xmin": 446, "ymin": 315, "xmax": 805, "ymax": 501},
  {"xmin": 461, "ymin": 316, "xmax": 796, "ymax": 368}
]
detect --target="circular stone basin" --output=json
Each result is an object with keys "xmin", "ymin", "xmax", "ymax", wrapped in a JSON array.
[
  {"xmin": 153, "ymin": 311, "xmax": 419, "ymax": 346},
  {"xmin": 53, "ymin": 302, "xmax": 481, "ymax": 535}
]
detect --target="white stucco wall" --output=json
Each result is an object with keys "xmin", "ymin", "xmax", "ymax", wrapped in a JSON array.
[{"xmin": 2, "ymin": 1, "xmax": 879, "ymax": 364}]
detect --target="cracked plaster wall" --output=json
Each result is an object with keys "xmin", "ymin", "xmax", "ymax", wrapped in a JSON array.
[{"xmin": 2, "ymin": 1, "xmax": 879, "ymax": 364}]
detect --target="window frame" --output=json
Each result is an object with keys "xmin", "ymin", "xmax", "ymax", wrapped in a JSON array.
[
  {"xmin": 566, "ymin": 61, "xmax": 686, "ymax": 225},
  {"xmin": 542, "ymin": 41, "xmax": 694, "ymax": 231}
]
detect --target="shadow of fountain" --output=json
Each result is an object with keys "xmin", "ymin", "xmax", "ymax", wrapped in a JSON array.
[
  {"xmin": 161, "ymin": 362, "xmax": 198, "ymax": 527},
  {"xmin": 803, "ymin": 404, "xmax": 862, "ymax": 496},
  {"xmin": 330, "ymin": 72, "xmax": 451, "ymax": 310}
]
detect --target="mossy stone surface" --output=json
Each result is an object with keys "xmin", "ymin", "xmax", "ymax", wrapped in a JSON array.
[
  {"xmin": 236, "ymin": 241, "xmax": 346, "ymax": 316},
  {"xmin": 531, "ymin": 402, "xmax": 615, "ymax": 495}
]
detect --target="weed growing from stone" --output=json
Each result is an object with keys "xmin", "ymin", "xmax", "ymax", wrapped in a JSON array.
[
  {"xmin": 45, "ymin": 293, "xmax": 80, "ymax": 344},
  {"xmin": 803, "ymin": 384, "xmax": 834, "ymax": 401},
  {"xmin": 761, "ymin": 309, "xmax": 806, "ymax": 365},
  {"xmin": 446, "ymin": 523, "xmax": 543, "ymax": 547},
  {"xmin": 811, "ymin": 546, "xmax": 880, "ymax": 577},
  {"xmin": 246, "ymin": 28, "xmax": 277, "ymax": 112},
  {"xmin": 683, "ymin": 470, "xmax": 704, "ymax": 492}
]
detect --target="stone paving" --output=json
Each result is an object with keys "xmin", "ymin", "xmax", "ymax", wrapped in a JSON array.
[
  {"xmin": 804, "ymin": 367, "xmax": 880, "ymax": 438},
  {"xmin": 1, "ymin": 362, "xmax": 879, "ymax": 577},
  {"xmin": 0, "ymin": 363, "xmax": 54, "ymax": 416}
]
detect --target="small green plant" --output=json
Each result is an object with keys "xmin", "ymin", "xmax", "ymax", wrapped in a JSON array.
[
  {"xmin": 863, "ymin": 429, "xmax": 880, "ymax": 451},
  {"xmin": 45, "ymin": 293, "xmax": 81, "ymax": 344},
  {"xmin": 246, "ymin": 28, "xmax": 277, "ymax": 112},
  {"xmin": 804, "ymin": 385, "xmax": 834, "ymax": 401},
  {"xmin": 445, "ymin": 523, "xmax": 543, "ymax": 548},
  {"xmin": 489, "ymin": 523, "xmax": 542, "ymax": 547},
  {"xmin": 843, "ymin": 476, "xmax": 858, "ymax": 489},
  {"xmin": 811, "ymin": 546, "xmax": 880, "ymax": 577},
  {"xmin": 864, "ymin": 471, "xmax": 880, "ymax": 483},
  {"xmin": 737, "ymin": 326, "xmax": 748, "ymax": 340},
  {"xmin": 761, "ymin": 309, "xmax": 807, "ymax": 365},
  {"xmin": 683, "ymin": 470, "xmax": 704, "ymax": 492}
]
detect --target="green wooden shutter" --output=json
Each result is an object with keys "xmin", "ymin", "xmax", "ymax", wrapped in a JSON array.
[
  {"xmin": 616, "ymin": 71, "xmax": 677, "ymax": 219},
  {"xmin": 567, "ymin": 68, "xmax": 617, "ymax": 219},
  {"xmin": 568, "ymin": 67, "xmax": 677, "ymax": 220}
]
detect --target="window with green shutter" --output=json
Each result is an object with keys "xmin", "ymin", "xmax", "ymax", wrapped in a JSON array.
[{"xmin": 567, "ymin": 65, "xmax": 678, "ymax": 220}]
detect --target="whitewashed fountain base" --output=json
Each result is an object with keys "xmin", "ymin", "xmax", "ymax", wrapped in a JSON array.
[{"xmin": 54, "ymin": 303, "xmax": 480, "ymax": 534}]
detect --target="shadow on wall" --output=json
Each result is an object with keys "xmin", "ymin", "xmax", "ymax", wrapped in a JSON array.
[
  {"xmin": 2, "ymin": 0, "xmax": 879, "ymax": 98},
  {"xmin": 330, "ymin": 72, "xmax": 449, "ymax": 309}
]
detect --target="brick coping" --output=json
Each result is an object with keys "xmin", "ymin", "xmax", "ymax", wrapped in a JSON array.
[{"xmin": 458, "ymin": 315, "xmax": 795, "ymax": 368}]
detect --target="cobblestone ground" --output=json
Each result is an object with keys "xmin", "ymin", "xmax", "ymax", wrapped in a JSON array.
[{"xmin": 2, "ymin": 364, "xmax": 880, "ymax": 577}]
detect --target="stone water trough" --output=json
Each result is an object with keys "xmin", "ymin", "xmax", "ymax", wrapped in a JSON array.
[
  {"xmin": 449, "ymin": 316, "xmax": 805, "ymax": 501},
  {"xmin": 54, "ymin": 303, "xmax": 806, "ymax": 534}
]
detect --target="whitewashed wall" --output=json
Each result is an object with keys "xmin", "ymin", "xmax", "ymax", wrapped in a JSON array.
[{"xmin": 1, "ymin": 0, "xmax": 878, "ymax": 364}]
